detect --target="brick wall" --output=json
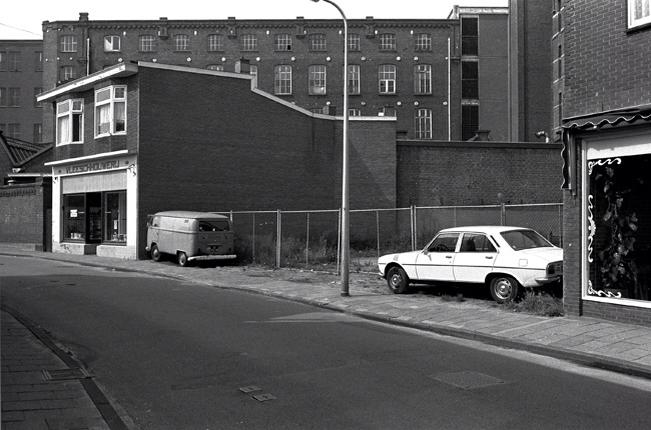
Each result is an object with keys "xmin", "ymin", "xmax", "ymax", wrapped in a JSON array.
[
  {"xmin": 396, "ymin": 140, "xmax": 563, "ymax": 206},
  {"xmin": 0, "ymin": 180, "xmax": 50, "ymax": 250}
]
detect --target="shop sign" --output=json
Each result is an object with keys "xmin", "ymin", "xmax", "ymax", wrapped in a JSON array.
[{"xmin": 54, "ymin": 156, "xmax": 135, "ymax": 176}]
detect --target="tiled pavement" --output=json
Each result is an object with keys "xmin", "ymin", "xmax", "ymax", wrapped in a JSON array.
[{"xmin": 1, "ymin": 247, "xmax": 651, "ymax": 428}]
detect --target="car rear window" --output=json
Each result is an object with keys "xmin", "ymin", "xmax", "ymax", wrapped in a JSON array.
[
  {"xmin": 198, "ymin": 220, "xmax": 230, "ymax": 232},
  {"xmin": 500, "ymin": 229, "xmax": 552, "ymax": 250}
]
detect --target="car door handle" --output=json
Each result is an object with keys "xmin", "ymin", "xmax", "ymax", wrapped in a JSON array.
[
  {"xmin": 445, "ymin": 255, "xmax": 453, "ymax": 259},
  {"xmin": 485, "ymin": 256, "xmax": 494, "ymax": 259}
]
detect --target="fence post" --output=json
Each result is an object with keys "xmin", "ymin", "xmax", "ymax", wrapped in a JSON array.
[
  {"xmin": 376, "ymin": 210, "xmax": 380, "ymax": 258},
  {"xmin": 252, "ymin": 213, "xmax": 256, "ymax": 263},
  {"xmin": 305, "ymin": 212, "xmax": 310, "ymax": 266},
  {"xmin": 276, "ymin": 209, "xmax": 282, "ymax": 268},
  {"xmin": 336, "ymin": 208, "xmax": 342, "ymax": 275},
  {"xmin": 500, "ymin": 203, "xmax": 506, "ymax": 226}
]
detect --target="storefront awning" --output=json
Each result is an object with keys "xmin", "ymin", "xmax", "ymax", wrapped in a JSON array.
[{"xmin": 563, "ymin": 104, "xmax": 651, "ymax": 130}]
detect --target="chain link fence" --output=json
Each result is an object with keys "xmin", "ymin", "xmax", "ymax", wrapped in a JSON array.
[{"xmin": 219, "ymin": 203, "xmax": 563, "ymax": 270}]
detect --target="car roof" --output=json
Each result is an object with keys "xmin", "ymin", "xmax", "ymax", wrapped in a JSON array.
[
  {"xmin": 438, "ymin": 226, "xmax": 533, "ymax": 234},
  {"xmin": 152, "ymin": 211, "xmax": 230, "ymax": 220}
]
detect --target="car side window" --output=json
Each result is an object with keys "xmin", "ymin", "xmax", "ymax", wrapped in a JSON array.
[
  {"xmin": 427, "ymin": 233, "xmax": 459, "ymax": 252},
  {"xmin": 460, "ymin": 233, "xmax": 496, "ymax": 253}
]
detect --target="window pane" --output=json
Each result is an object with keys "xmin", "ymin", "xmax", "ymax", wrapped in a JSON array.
[
  {"xmin": 114, "ymin": 102, "xmax": 126, "ymax": 132},
  {"xmin": 104, "ymin": 191, "xmax": 127, "ymax": 242},
  {"xmin": 63, "ymin": 194, "xmax": 86, "ymax": 240},
  {"xmin": 309, "ymin": 65, "xmax": 327, "ymax": 95}
]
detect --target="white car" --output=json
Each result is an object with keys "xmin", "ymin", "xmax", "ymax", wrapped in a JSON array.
[{"xmin": 378, "ymin": 226, "xmax": 563, "ymax": 303}]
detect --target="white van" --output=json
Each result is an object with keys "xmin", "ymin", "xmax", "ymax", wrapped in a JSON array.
[{"xmin": 145, "ymin": 211, "xmax": 236, "ymax": 266}]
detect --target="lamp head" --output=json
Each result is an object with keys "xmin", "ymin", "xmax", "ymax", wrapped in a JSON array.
[{"xmin": 311, "ymin": 0, "xmax": 320, "ymax": 2}]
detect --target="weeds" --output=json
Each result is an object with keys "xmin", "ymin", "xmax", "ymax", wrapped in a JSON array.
[{"xmin": 503, "ymin": 291, "xmax": 564, "ymax": 317}]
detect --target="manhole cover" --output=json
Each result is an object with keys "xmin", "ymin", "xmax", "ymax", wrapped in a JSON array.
[
  {"xmin": 42, "ymin": 368, "xmax": 91, "ymax": 381},
  {"xmin": 431, "ymin": 371, "xmax": 505, "ymax": 390}
]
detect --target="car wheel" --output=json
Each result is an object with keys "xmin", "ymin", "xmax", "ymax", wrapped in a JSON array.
[
  {"xmin": 387, "ymin": 266, "xmax": 409, "ymax": 294},
  {"xmin": 489, "ymin": 275, "xmax": 520, "ymax": 303},
  {"xmin": 178, "ymin": 252, "xmax": 189, "ymax": 267},
  {"xmin": 151, "ymin": 244, "xmax": 161, "ymax": 262}
]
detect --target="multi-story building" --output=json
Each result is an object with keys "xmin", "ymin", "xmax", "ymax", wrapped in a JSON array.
[
  {"xmin": 0, "ymin": 40, "xmax": 45, "ymax": 143},
  {"xmin": 38, "ymin": 9, "xmax": 511, "ymax": 144},
  {"xmin": 561, "ymin": 0, "xmax": 651, "ymax": 325}
]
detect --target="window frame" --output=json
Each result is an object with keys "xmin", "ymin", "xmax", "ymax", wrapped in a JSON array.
[
  {"xmin": 309, "ymin": 33, "xmax": 327, "ymax": 51},
  {"xmin": 415, "ymin": 33, "xmax": 432, "ymax": 51},
  {"xmin": 8, "ymin": 87, "xmax": 20, "ymax": 107},
  {"xmin": 414, "ymin": 64, "xmax": 432, "ymax": 95},
  {"xmin": 348, "ymin": 33, "xmax": 361, "ymax": 51},
  {"xmin": 241, "ymin": 34, "xmax": 258, "ymax": 51},
  {"xmin": 415, "ymin": 108, "xmax": 432, "ymax": 139},
  {"xmin": 379, "ymin": 33, "xmax": 397, "ymax": 51},
  {"xmin": 174, "ymin": 34, "xmax": 190, "ymax": 51},
  {"xmin": 274, "ymin": 65, "xmax": 293, "ymax": 95},
  {"xmin": 275, "ymin": 33, "xmax": 293, "ymax": 51},
  {"xmin": 60, "ymin": 35, "xmax": 78, "ymax": 53},
  {"xmin": 56, "ymin": 98, "xmax": 84, "ymax": 146},
  {"xmin": 378, "ymin": 64, "xmax": 397, "ymax": 94},
  {"xmin": 103, "ymin": 35, "xmax": 121, "ymax": 52},
  {"xmin": 61, "ymin": 65, "xmax": 75, "ymax": 81},
  {"xmin": 628, "ymin": 0, "xmax": 651, "ymax": 28},
  {"xmin": 308, "ymin": 64, "xmax": 327, "ymax": 95},
  {"xmin": 206, "ymin": 64, "xmax": 224, "ymax": 71},
  {"xmin": 139, "ymin": 35, "xmax": 156, "ymax": 52},
  {"xmin": 208, "ymin": 34, "xmax": 224, "ymax": 52},
  {"xmin": 348, "ymin": 64, "xmax": 361, "ymax": 95},
  {"xmin": 94, "ymin": 85, "xmax": 127, "ymax": 138},
  {"xmin": 7, "ymin": 51, "xmax": 21, "ymax": 71}
]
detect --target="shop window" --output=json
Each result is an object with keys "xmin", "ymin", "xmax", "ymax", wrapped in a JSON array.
[
  {"xmin": 63, "ymin": 194, "xmax": 86, "ymax": 241},
  {"xmin": 95, "ymin": 85, "xmax": 126, "ymax": 137},
  {"xmin": 104, "ymin": 191, "xmax": 127, "ymax": 243},
  {"xmin": 586, "ymin": 153, "xmax": 651, "ymax": 303},
  {"xmin": 56, "ymin": 99, "xmax": 83, "ymax": 145}
]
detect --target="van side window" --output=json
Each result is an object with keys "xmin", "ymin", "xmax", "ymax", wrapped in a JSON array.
[{"xmin": 153, "ymin": 216, "xmax": 160, "ymax": 227}]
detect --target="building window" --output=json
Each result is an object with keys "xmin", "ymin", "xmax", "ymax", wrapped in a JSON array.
[
  {"xmin": 0, "ymin": 88, "xmax": 5, "ymax": 106},
  {"xmin": 7, "ymin": 88, "xmax": 20, "ymax": 107},
  {"xmin": 241, "ymin": 34, "xmax": 258, "ymax": 51},
  {"xmin": 274, "ymin": 65, "xmax": 292, "ymax": 95},
  {"xmin": 629, "ymin": 0, "xmax": 651, "ymax": 28},
  {"xmin": 378, "ymin": 64, "xmax": 396, "ymax": 94},
  {"xmin": 415, "ymin": 33, "xmax": 432, "ymax": 51},
  {"xmin": 348, "ymin": 108, "xmax": 361, "ymax": 117},
  {"xmin": 60, "ymin": 65, "xmax": 75, "ymax": 81},
  {"xmin": 33, "ymin": 123, "xmax": 43, "ymax": 143},
  {"xmin": 34, "ymin": 51, "xmax": 43, "ymax": 71},
  {"xmin": 6, "ymin": 124, "xmax": 20, "ymax": 139},
  {"xmin": 34, "ymin": 87, "xmax": 43, "ymax": 108},
  {"xmin": 415, "ymin": 108, "xmax": 432, "ymax": 139},
  {"xmin": 95, "ymin": 85, "xmax": 126, "ymax": 137},
  {"xmin": 250, "ymin": 64, "xmax": 258, "ymax": 88},
  {"xmin": 63, "ymin": 194, "xmax": 86, "ymax": 241},
  {"xmin": 104, "ymin": 35, "xmax": 121, "ymax": 52},
  {"xmin": 206, "ymin": 64, "xmax": 224, "ymax": 71},
  {"xmin": 56, "ymin": 99, "xmax": 84, "ymax": 145},
  {"xmin": 379, "ymin": 33, "xmax": 396, "ymax": 50},
  {"xmin": 7, "ymin": 51, "xmax": 20, "ymax": 71},
  {"xmin": 461, "ymin": 17, "xmax": 478, "ymax": 56},
  {"xmin": 348, "ymin": 33, "xmax": 360, "ymax": 51},
  {"xmin": 380, "ymin": 106, "xmax": 396, "ymax": 117},
  {"xmin": 414, "ymin": 64, "xmax": 432, "ymax": 95},
  {"xmin": 557, "ymin": 44, "xmax": 563, "ymax": 80},
  {"xmin": 462, "ymin": 104, "xmax": 479, "ymax": 140},
  {"xmin": 174, "ymin": 34, "xmax": 190, "ymax": 51},
  {"xmin": 462, "ymin": 61, "xmax": 479, "ymax": 99},
  {"xmin": 275, "ymin": 34, "xmax": 292, "ymax": 51},
  {"xmin": 139, "ymin": 35, "xmax": 156, "ymax": 52},
  {"xmin": 60, "ymin": 35, "xmax": 78, "ymax": 52},
  {"xmin": 308, "ymin": 65, "xmax": 327, "ymax": 95},
  {"xmin": 348, "ymin": 64, "xmax": 360, "ymax": 95},
  {"xmin": 208, "ymin": 34, "xmax": 223, "ymax": 51},
  {"xmin": 309, "ymin": 33, "xmax": 327, "ymax": 51},
  {"xmin": 104, "ymin": 191, "xmax": 127, "ymax": 243}
]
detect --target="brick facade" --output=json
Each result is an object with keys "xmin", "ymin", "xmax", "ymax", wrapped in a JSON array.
[{"xmin": 0, "ymin": 180, "xmax": 51, "ymax": 250}]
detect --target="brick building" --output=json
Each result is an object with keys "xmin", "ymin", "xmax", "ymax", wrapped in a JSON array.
[
  {"xmin": 561, "ymin": 0, "xmax": 651, "ymax": 325},
  {"xmin": 38, "ymin": 9, "xmax": 517, "ymax": 144},
  {"xmin": 0, "ymin": 40, "xmax": 45, "ymax": 143},
  {"xmin": 36, "ymin": 61, "xmax": 396, "ymax": 259}
]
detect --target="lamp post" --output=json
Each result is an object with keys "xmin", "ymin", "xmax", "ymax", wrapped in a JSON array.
[{"xmin": 310, "ymin": 0, "xmax": 350, "ymax": 296}]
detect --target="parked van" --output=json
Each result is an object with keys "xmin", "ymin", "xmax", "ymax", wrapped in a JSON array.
[{"xmin": 145, "ymin": 211, "xmax": 236, "ymax": 266}]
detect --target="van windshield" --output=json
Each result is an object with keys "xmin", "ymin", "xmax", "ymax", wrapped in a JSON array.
[{"xmin": 198, "ymin": 220, "xmax": 230, "ymax": 232}]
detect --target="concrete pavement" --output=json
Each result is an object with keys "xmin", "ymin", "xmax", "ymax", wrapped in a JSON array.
[{"xmin": 2, "ymin": 247, "xmax": 651, "ymax": 429}]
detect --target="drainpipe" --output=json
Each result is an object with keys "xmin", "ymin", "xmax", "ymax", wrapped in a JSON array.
[{"xmin": 447, "ymin": 37, "xmax": 451, "ymax": 141}]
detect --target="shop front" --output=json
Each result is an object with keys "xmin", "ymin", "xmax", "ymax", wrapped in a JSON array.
[{"xmin": 46, "ymin": 150, "xmax": 138, "ymax": 259}]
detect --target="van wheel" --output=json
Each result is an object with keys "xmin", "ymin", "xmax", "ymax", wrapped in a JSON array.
[
  {"xmin": 151, "ymin": 245, "xmax": 161, "ymax": 262},
  {"xmin": 178, "ymin": 252, "xmax": 189, "ymax": 267}
]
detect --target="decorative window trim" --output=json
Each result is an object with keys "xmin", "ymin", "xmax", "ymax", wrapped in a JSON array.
[
  {"xmin": 628, "ymin": 0, "xmax": 651, "ymax": 29},
  {"xmin": 56, "ymin": 98, "xmax": 84, "ymax": 146},
  {"xmin": 94, "ymin": 85, "xmax": 127, "ymax": 138}
]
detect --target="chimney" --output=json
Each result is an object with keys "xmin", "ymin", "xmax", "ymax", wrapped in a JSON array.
[
  {"xmin": 79, "ymin": 12, "xmax": 89, "ymax": 22},
  {"xmin": 235, "ymin": 58, "xmax": 250, "ymax": 74}
]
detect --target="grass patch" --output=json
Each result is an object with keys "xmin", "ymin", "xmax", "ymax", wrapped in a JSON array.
[{"xmin": 502, "ymin": 291, "xmax": 564, "ymax": 317}]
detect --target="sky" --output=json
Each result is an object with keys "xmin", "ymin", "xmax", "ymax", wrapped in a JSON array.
[{"xmin": 1, "ymin": 0, "xmax": 508, "ymax": 39}]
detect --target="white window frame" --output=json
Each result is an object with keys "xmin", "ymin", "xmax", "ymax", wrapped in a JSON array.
[
  {"xmin": 241, "ymin": 34, "xmax": 258, "ymax": 51},
  {"xmin": 378, "ymin": 64, "xmax": 396, "ymax": 94},
  {"xmin": 415, "ymin": 108, "xmax": 432, "ymax": 139},
  {"xmin": 275, "ymin": 34, "xmax": 292, "ymax": 51},
  {"xmin": 629, "ymin": 0, "xmax": 651, "ymax": 28},
  {"xmin": 274, "ymin": 65, "xmax": 292, "ymax": 95},
  {"xmin": 348, "ymin": 64, "xmax": 360, "ymax": 95},
  {"xmin": 310, "ymin": 34, "xmax": 327, "ymax": 51},
  {"xmin": 379, "ymin": 33, "xmax": 396, "ymax": 51},
  {"xmin": 61, "ymin": 66, "xmax": 75, "ymax": 81},
  {"xmin": 348, "ymin": 33, "xmax": 360, "ymax": 51},
  {"xmin": 174, "ymin": 34, "xmax": 190, "ymax": 51},
  {"xmin": 56, "ymin": 99, "xmax": 84, "ymax": 146},
  {"xmin": 348, "ymin": 108, "xmax": 361, "ymax": 117},
  {"xmin": 60, "ymin": 35, "xmax": 77, "ymax": 52},
  {"xmin": 208, "ymin": 34, "xmax": 223, "ymax": 52},
  {"xmin": 206, "ymin": 64, "xmax": 224, "ymax": 71},
  {"xmin": 308, "ymin": 65, "xmax": 327, "ymax": 95},
  {"xmin": 139, "ymin": 35, "xmax": 155, "ymax": 52},
  {"xmin": 415, "ymin": 33, "xmax": 432, "ymax": 51},
  {"xmin": 414, "ymin": 64, "xmax": 432, "ymax": 95},
  {"xmin": 104, "ymin": 35, "xmax": 121, "ymax": 52},
  {"xmin": 94, "ymin": 85, "xmax": 127, "ymax": 138}
]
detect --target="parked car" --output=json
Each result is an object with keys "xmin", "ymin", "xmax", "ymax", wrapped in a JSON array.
[
  {"xmin": 145, "ymin": 211, "xmax": 236, "ymax": 266},
  {"xmin": 378, "ymin": 226, "xmax": 562, "ymax": 303}
]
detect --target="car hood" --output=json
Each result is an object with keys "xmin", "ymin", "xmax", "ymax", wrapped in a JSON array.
[
  {"xmin": 516, "ymin": 247, "xmax": 563, "ymax": 263},
  {"xmin": 378, "ymin": 250, "xmax": 421, "ymax": 264}
]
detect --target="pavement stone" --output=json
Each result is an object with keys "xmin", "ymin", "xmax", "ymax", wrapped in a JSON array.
[{"xmin": 1, "ymin": 247, "xmax": 651, "ymax": 428}]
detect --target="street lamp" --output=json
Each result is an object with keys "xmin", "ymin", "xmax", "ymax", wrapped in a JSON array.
[{"xmin": 310, "ymin": 0, "xmax": 350, "ymax": 296}]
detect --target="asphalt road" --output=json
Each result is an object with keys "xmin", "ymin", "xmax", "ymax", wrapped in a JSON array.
[{"xmin": 2, "ymin": 255, "xmax": 650, "ymax": 429}]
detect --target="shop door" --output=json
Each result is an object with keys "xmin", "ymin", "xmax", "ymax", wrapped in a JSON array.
[{"xmin": 87, "ymin": 193, "xmax": 102, "ymax": 243}]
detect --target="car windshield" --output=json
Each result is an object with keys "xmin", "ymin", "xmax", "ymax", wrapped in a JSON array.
[
  {"xmin": 500, "ymin": 229, "xmax": 552, "ymax": 250},
  {"xmin": 198, "ymin": 220, "xmax": 230, "ymax": 232}
]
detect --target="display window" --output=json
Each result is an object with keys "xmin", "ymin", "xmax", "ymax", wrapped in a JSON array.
[{"xmin": 62, "ymin": 190, "xmax": 127, "ymax": 244}]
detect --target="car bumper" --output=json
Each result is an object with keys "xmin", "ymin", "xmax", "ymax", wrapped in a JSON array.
[
  {"xmin": 533, "ymin": 274, "xmax": 562, "ymax": 285},
  {"xmin": 187, "ymin": 254, "xmax": 237, "ymax": 262}
]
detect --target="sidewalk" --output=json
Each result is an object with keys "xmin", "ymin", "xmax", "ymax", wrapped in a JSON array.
[{"xmin": 2, "ymin": 247, "xmax": 651, "ymax": 428}]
